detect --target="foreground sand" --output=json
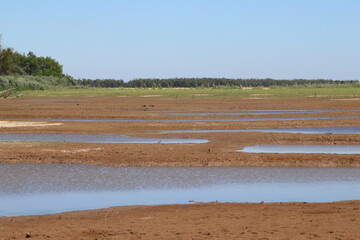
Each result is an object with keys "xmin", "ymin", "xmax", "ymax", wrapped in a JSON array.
[
  {"xmin": 1, "ymin": 96, "xmax": 360, "ymax": 239},
  {"xmin": 1, "ymin": 201, "xmax": 360, "ymax": 240}
]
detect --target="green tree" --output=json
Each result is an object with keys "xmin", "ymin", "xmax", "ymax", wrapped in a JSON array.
[
  {"xmin": 0, "ymin": 35, "xmax": 64, "ymax": 77},
  {"xmin": 19, "ymin": 52, "xmax": 63, "ymax": 77}
]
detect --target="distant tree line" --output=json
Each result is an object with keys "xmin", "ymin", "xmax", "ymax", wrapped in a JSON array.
[
  {"xmin": 77, "ymin": 78, "xmax": 125, "ymax": 88},
  {"xmin": 76, "ymin": 78, "xmax": 358, "ymax": 88},
  {"xmin": 1, "ymin": 34, "xmax": 358, "ymax": 90}
]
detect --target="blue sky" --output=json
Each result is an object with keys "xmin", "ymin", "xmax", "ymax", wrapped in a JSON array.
[{"xmin": 1, "ymin": 0, "xmax": 359, "ymax": 80}]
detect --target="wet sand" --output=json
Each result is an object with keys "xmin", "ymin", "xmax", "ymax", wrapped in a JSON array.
[
  {"xmin": 1, "ymin": 201, "xmax": 360, "ymax": 240},
  {"xmin": 1, "ymin": 97, "xmax": 360, "ymax": 167},
  {"xmin": 1, "ymin": 96, "xmax": 360, "ymax": 239}
]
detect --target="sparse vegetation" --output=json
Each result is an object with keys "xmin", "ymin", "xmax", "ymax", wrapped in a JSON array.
[
  {"xmin": 0, "ymin": 76, "xmax": 76, "ymax": 91},
  {"xmin": 24, "ymin": 85, "xmax": 360, "ymax": 99}
]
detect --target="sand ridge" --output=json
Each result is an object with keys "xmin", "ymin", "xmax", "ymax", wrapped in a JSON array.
[{"xmin": 0, "ymin": 121, "xmax": 62, "ymax": 128}]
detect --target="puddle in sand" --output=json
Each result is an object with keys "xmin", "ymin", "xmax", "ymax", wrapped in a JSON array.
[
  {"xmin": 164, "ymin": 126, "xmax": 360, "ymax": 134},
  {"xmin": 130, "ymin": 109, "xmax": 360, "ymax": 113},
  {"xmin": 1, "ymin": 116, "xmax": 359, "ymax": 122},
  {"xmin": 1, "ymin": 164, "xmax": 360, "ymax": 216},
  {"xmin": 238, "ymin": 145, "xmax": 360, "ymax": 154},
  {"xmin": 143, "ymin": 110, "xmax": 360, "ymax": 116},
  {"xmin": 0, "ymin": 134, "xmax": 208, "ymax": 144},
  {"xmin": 19, "ymin": 99, "xmax": 79, "ymax": 102}
]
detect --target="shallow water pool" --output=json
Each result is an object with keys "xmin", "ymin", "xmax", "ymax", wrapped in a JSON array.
[
  {"xmin": 164, "ymin": 126, "xmax": 360, "ymax": 134},
  {"xmin": 1, "ymin": 164, "xmax": 360, "ymax": 216},
  {"xmin": 238, "ymin": 145, "xmax": 360, "ymax": 154},
  {"xmin": 0, "ymin": 133, "xmax": 208, "ymax": 144},
  {"xmin": 1, "ymin": 116, "xmax": 359, "ymax": 122},
  {"xmin": 147, "ymin": 110, "xmax": 360, "ymax": 116}
]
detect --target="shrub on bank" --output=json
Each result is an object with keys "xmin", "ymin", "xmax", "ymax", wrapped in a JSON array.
[{"xmin": 0, "ymin": 75, "xmax": 76, "ymax": 91}]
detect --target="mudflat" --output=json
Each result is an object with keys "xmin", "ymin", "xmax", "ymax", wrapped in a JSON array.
[
  {"xmin": 1, "ymin": 96, "xmax": 360, "ymax": 239},
  {"xmin": 0, "ymin": 97, "xmax": 359, "ymax": 167}
]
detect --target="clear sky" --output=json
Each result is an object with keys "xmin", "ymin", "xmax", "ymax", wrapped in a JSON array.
[{"xmin": 1, "ymin": 0, "xmax": 359, "ymax": 80}]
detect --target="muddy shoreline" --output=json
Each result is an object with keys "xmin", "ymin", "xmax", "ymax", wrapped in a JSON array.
[{"xmin": 1, "ymin": 97, "xmax": 360, "ymax": 168}]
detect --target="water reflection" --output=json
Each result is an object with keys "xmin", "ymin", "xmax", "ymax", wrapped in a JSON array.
[
  {"xmin": 0, "ymin": 134, "xmax": 208, "ymax": 144},
  {"xmin": 1, "ymin": 116, "xmax": 359, "ymax": 122},
  {"xmin": 147, "ymin": 110, "xmax": 360, "ymax": 115},
  {"xmin": 130, "ymin": 109, "xmax": 360, "ymax": 114},
  {"xmin": 238, "ymin": 145, "xmax": 360, "ymax": 154},
  {"xmin": 19, "ymin": 99, "xmax": 79, "ymax": 102},
  {"xmin": 1, "ymin": 164, "xmax": 360, "ymax": 216},
  {"xmin": 164, "ymin": 126, "xmax": 360, "ymax": 134}
]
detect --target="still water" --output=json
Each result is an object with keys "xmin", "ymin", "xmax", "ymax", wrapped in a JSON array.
[
  {"xmin": 1, "ymin": 164, "xmax": 360, "ymax": 216},
  {"xmin": 164, "ymin": 126, "xmax": 360, "ymax": 134},
  {"xmin": 147, "ymin": 110, "xmax": 360, "ymax": 115},
  {"xmin": 0, "ymin": 133, "xmax": 208, "ymax": 144},
  {"xmin": 19, "ymin": 99, "xmax": 79, "ymax": 102},
  {"xmin": 239, "ymin": 145, "xmax": 360, "ymax": 154},
  {"xmin": 1, "ymin": 116, "xmax": 359, "ymax": 122},
  {"xmin": 131, "ymin": 109, "xmax": 360, "ymax": 114}
]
